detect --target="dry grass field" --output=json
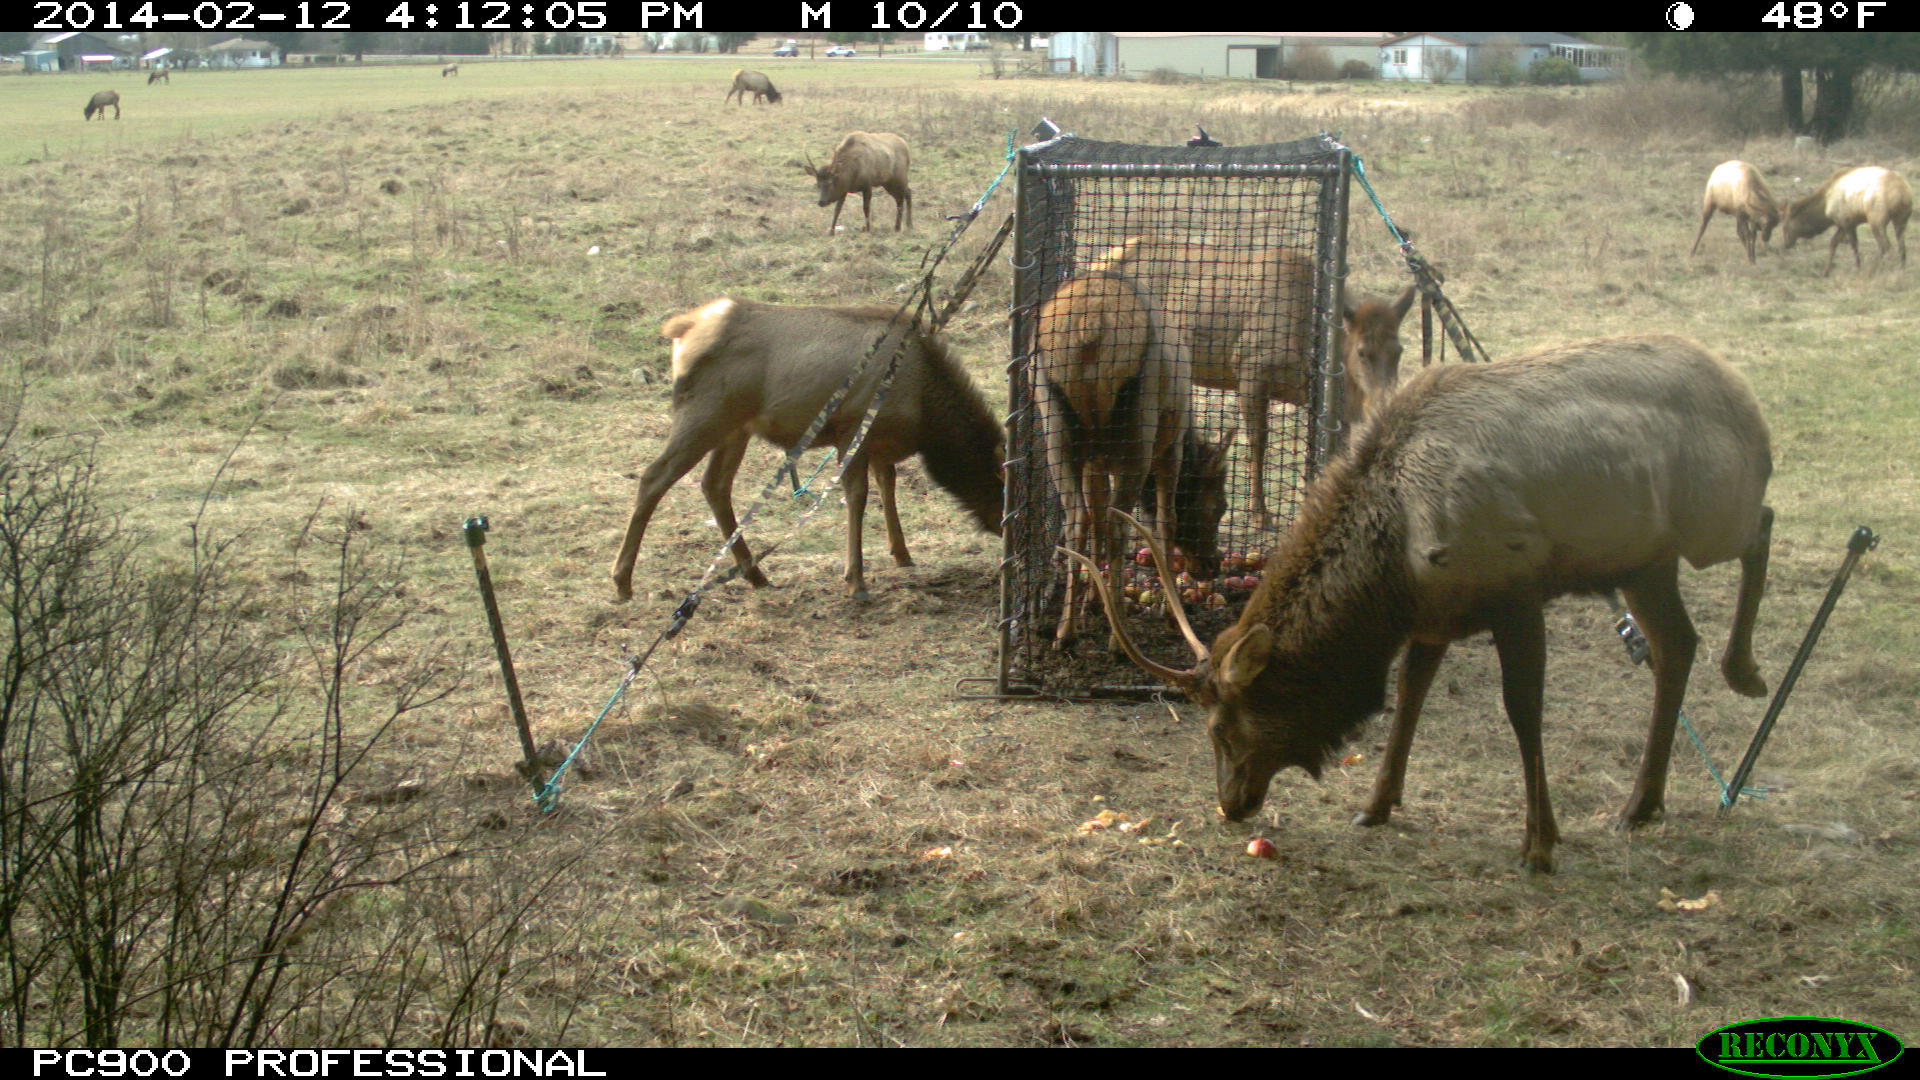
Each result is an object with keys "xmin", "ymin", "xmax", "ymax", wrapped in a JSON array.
[{"xmin": 1, "ymin": 56, "xmax": 1916, "ymax": 1047}]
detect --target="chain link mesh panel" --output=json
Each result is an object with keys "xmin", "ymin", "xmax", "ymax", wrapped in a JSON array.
[{"xmin": 999, "ymin": 134, "xmax": 1352, "ymax": 696}]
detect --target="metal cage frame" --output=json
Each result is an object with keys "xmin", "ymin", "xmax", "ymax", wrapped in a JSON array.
[{"xmin": 991, "ymin": 130, "xmax": 1355, "ymax": 698}]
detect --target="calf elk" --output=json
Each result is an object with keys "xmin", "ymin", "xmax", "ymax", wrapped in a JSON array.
[
  {"xmin": 1034, "ymin": 270, "xmax": 1231, "ymax": 648},
  {"xmin": 1690, "ymin": 160, "xmax": 1780, "ymax": 265},
  {"xmin": 1073, "ymin": 336, "xmax": 1773, "ymax": 873},
  {"xmin": 611, "ymin": 299, "xmax": 1003, "ymax": 602},
  {"xmin": 796, "ymin": 132, "xmax": 912, "ymax": 234},
  {"xmin": 1781, "ymin": 165, "xmax": 1912, "ymax": 275},
  {"xmin": 1086, "ymin": 236, "xmax": 1414, "ymax": 525}
]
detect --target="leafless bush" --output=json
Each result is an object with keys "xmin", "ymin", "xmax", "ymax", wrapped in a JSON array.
[
  {"xmin": 1289, "ymin": 45, "xmax": 1337, "ymax": 83},
  {"xmin": 0, "ymin": 428, "xmax": 574, "ymax": 1046}
]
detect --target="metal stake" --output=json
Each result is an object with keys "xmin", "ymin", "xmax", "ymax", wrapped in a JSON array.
[
  {"xmin": 463, "ymin": 516, "xmax": 540, "ymax": 782},
  {"xmin": 1721, "ymin": 525, "xmax": 1880, "ymax": 811}
]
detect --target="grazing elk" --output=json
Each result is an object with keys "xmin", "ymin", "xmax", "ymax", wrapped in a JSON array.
[
  {"xmin": 1034, "ymin": 270, "xmax": 1232, "ymax": 648},
  {"xmin": 83, "ymin": 91, "xmax": 121, "ymax": 121},
  {"xmin": 611, "ymin": 299, "xmax": 1003, "ymax": 603},
  {"xmin": 442, "ymin": 63, "xmax": 459, "ymax": 77},
  {"xmin": 1069, "ymin": 336, "xmax": 1773, "ymax": 873},
  {"xmin": 147, "ymin": 66, "xmax": 170, "ymax": 85},
  {"xmin": 1086, "ymin": 236, "xmax": 1415, "ymax": 526},
  {"xmin": 1781, "ymin": 165, "xmax": 1912, "ymax": 275},
  {"xmin": 725, "ymin": 69, "xmax": 782, "ymax": 105},
  {"xmin": 1690, "ymin": 160, "xmax": 1780, "ymax": 265},
  {"xmin": 797, "ymin": 132, "xmax": 912, "ymax": 234}
]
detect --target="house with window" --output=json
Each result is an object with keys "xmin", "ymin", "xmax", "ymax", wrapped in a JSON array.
[
  {"xmin": 205, "ymin": 37, "xmax": 283, "ymax": 68},
  {"xmin": 1378, "ymin": 32, "xmax": 1623, "ymax": 83}
]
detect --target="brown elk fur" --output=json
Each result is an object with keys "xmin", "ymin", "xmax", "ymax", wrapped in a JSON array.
[
  {"xmin": 83, "ymin": 91, "xmax": 120, "ymax": 121},
  {"xmin": 798, "ymin": 132, "xmax": 912, "ymax": 234},
  {"xmin": 1781, "ymin": 165, "xmax": 1912, "ymax": 275},
  {"xmin": 147, "ymin": 67, "xmax": 169, "ymax": 85},
  {"xmin": 1081, "ymin": 336, "xmax": 1773, "ymax": 873},
  {"xmin": 1085, "ymin": 236, "xmax": 1413, "ymax": 525},
  {"xmin": 1690, "ymin": 160, "xmax": 1780, "ymax": 264},
  {"xmin": 1034, "ymin": 270, "xmax": 1230, "ymax": 648},
  {"xmin": 726, "ymin": 69, "xmax": 781, "ymax": 105},
  {"xmin": 611, "ymin": 299, "xmax": 1003, "ymax": 602},
  {"xmin": 442, "ymin": 64, "xmax": 459, "ymax": 77}
]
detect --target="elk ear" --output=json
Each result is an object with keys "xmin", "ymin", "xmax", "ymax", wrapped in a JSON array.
[
  {"xmin": 1218, "ymin": 624, "xmax": 1273, "ymax": 695},
  {"xmin": 1391, "ymin": 283, "xmax": 1417, "ymax": 320}
]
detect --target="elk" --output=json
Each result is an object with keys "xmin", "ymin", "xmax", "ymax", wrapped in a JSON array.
[
  {"xmin": 1034, "ymin": 270, "xmax": 1232, "ymax": 648},
  {"xmin": 442, "ymin": 63, "xmax": 459, "ymax": 77},
  {"xmin": 796, "ymin": 132, "xmax": 912, "ymax": 234},
  {"xmin": 83, "ymin": 91, "xmax": 121, "ymax": 121},
  {"xmin": 1689, "ymin": 160, "xmax": 1780, "ymax": 265},
  {"xmin": 611, "ymin": 299, "xmax": 1003, "ymax": 603},
  {"xmin": 1069, "ymin": 336, "xmax": 1774, "ymax": 873},
  {"xmin": 1781, "ymin": 165, "xmax": 1912, "ymax": 275},
  {"xmin": 1086, "ymin": 236, "xmax": 1415, "ymax": 526},
  {"xmin": 725, "ymin": 69, "xmax": 782, "ymax": 105},
  {"xmin": 147, "ymin": 66, "xmax": 170, "ymax": 85}
]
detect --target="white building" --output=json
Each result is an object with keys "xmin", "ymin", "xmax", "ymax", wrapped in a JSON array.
[{"xmin": 1377, "ymin": 32, "xmax": 1623, "ymax": 83}]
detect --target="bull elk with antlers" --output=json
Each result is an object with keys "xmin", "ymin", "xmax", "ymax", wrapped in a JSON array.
[
  {"xmin": 1034, "ymin": 269, "xmax": 1232, "ymax": 648},
  {"xmin": 1068, "ymin": 336, "xmax": 1773, "ymax": 873},
  {"xmin": 1086, "ymin": 236, "xmax": 1414, "ymax": 526},
  {"xmin": 795, "ymin": 132, "xmax": 912, "ymax": 234},
  {"xmin": 611, "ymin": 298, "xmax": 1003, "ymax": 603}
]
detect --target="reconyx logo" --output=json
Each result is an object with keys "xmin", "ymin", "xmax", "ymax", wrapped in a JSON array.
[{"xmin": 1698, "ymin": 1017, "xmax": 1905, "ymax": 1079}]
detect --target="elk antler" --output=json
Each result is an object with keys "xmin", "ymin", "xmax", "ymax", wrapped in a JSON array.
[
  {"xmin": 1054, "ymin": 508, "xmax": 1211, "ymax": 690},
  {"xmin": 1110, "ymin": 507, "xmax": 1209, "ymax": 663}
]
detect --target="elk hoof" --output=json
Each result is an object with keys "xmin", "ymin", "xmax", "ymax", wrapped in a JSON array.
[
  {"xmin": 1351, "ymin": 808, "xmax": 1391, "ymax": 828},
  {"xmin": 743, "ymin": 566, "xmax": 771, "ymax": 589},
  {"xmin": 1615, "ymin": 804, "xmax": 1664, "ymax": 832},
  {"xmin": 1520, "ymin": 849, "xmax": 1556, "ymax": 874},
  {"xmin": 1722, "ymin": 658, "xmax": 1767, "ymax": 698}
]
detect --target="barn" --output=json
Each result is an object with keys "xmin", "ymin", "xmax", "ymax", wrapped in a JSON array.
[
  {"xmin": 1377, "ymin": 32, "xmax": 1625, "ymax": 83},
  {"xmin": 1047, "ymin": 32, "xmax": 1391, "ymax": 79}
]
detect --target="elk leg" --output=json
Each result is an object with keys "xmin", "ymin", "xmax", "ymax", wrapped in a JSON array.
[
  {"xmin": 1871, "ymin": 222, "xmax": 1892, "ymax": 274},
  {"xmin": 1721, "ymin": 504, "xmax": 1771, "ymax": 697},
  {"xmin": 873, "ymin": 459, "xmax": 913, "ymax": 567},
  {"xmin": 1736, "ymin": 215, "xmax": 1756, "ymax": 264},
  {"xmin": 612, "ymin": 419, "xmax": 739, "ymax": 601},
  {"xmin": 841, "ymin": 450, "xmax": 873, "ymax": 600},
  {"xmin": 860, "ymin": 188, "xmax": 874, "ymax": 231},
  {"xmin": 699, "ymin": 428, "xmax": 770, "ymax": 590},
  {"xmin": 1688, "ymin": 206, "xmax": 1716, "ymax": 257},
  {"xmin": 1354, "ymin": 639, "xmax": 1448, "ymax": 827},
  {"xmin": 1898, "ymin": 220, "xmax": 1908, "ymax": 267},
  {"xmin": 1491, "ymin": 602, "xmax": 1557, "ymax": 873},
  {"xmin": 1237, "ymin": 380, "xmax": 1271, "ymax": 528},
  {"xmin": 827, "ymin": 198, "xmax": 845, "ymax": 236},
  {"xmin": 1617, "ymin": 559, "xmax": 1698, "ymax": 831}
]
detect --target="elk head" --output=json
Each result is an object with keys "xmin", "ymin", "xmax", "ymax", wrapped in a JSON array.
[
  {"xmin": 796, "ymin": 153, "xmax": 842, "ymax": 207},
  {"xmin": 1059, "ymin": 509, "xmax": 1326, "ymax": 820}
]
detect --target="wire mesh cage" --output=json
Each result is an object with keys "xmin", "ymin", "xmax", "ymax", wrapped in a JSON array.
[{"xmin": 997, "ymin": 132, "xmax": 1354, "ymax": 696}]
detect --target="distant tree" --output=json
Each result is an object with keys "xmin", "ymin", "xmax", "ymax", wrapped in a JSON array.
[
  {"xmin": 1631, "ymin": 32, "xmax": 1920, "ymax": 144},
  {"xmin": 258, "ymin": 31, "xmax": 308, "ymax": 57},
  {"xmin": 0, "ymin": 32, "xmax": 29, "ymax": 54},
  {"xmin": 1427, "ymin": 48, "xmax": 1459, "ymax": 84},
  {"xmin": 338, "ymin": 32, "xmax": 377, "ymax": 61},
  {"xmin": 715, "ymin": 33, "xmax": 754, "ymax": 53}
]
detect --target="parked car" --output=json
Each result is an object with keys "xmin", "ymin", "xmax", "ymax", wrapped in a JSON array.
[
  {"xmin": 773, "ymin": 44, "xmax": 798, "ymax": 57},
  {"xmin": 826, "ymin": 45, "xmax": 855, "ymax": 57}
]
